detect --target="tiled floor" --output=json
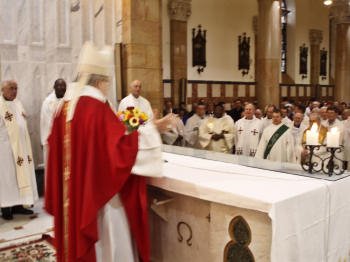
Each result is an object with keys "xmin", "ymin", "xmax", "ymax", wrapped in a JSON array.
[{"xmin": 0, "ymin": 198, "xmax": 53, "ymax": 249}]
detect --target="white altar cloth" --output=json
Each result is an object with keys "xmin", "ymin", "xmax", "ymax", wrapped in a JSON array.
[{"xmin": 149, "ymin": 152, "xmax": 350, "ymax": 262}]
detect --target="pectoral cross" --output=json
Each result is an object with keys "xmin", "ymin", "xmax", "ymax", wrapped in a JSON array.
[
  {"xmin": 5, "ymin": 111, "xmax": 13, "ymax": 122},
  {"xmin": 251, "ymin": 129, "xmax": 259, "ymax": 136},
  {"xmin": 238, "ymin": 127, "xmax": 244, "ymax": 135},
  {"xmin": 27, "ymin": 155, "xmax": 32, "ymax": 164}
]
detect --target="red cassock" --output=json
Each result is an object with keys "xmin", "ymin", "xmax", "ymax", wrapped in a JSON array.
[{"xmin": 45, "ymin": 97, "xmax": 150, "ymax": 262}]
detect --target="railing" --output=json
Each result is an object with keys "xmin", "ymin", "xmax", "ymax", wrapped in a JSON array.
[{"xmin": 279, "ymin": 84, "xmax": 334, "ymax": 102}]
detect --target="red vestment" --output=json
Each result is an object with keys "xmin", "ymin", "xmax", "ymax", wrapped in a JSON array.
[{"xmin": 45, "ymin": 97, "xmax": 150, "ymax": 262}]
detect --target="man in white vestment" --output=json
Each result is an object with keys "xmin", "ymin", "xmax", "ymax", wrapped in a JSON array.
[
  {"xmin": 342, "ymin": 109, "xmax": 350, "ymax": 170},
  {"xmin": 255, "ymin": 109, "xmax": 296, "ymax": 163},
  {"xmin": 262, "ymin": 105, "xmax": 276, "ymax": 130},
  {"xmin": 319, "ymin": 106, "xmax": 328, "ymax": 126},
  {"xmin": 235, "ymin": 103, "xmax": 263, "ymax": 157},
  {"xmin": 161, "ymin": 114, "xmax": 185, "ymax": 146},
  {"xmin": 0, "ymin": 80, "xmax": 38, "ymax": 220},
  {"xmin": 40, "ymin": 78, "xmax": 66, "ymax": 167},
  {"xmin": 199, "ymin": 103, "xmax": 235, "ymax": 153},
  {"xmin": 281, "ymin": 107, "xmax": 292, "ymax": 126},
  {"xmin": 290, "ymin": 112, "xmax": 308, "ymax": 163},
  {"xmin": 184, "ymin": 102, "xmax": 206, "ymax": 148}
]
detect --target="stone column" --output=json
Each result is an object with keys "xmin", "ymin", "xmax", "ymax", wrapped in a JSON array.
[
  {"xmin": 256, "ymin": 0, "xmax": 281, "ymax": 108},
  {"xmin": 309, "ymin": 29, "xmax": 323, "ymax": 99},
  {"xmin": 330, "ymin": 0, "xmax": 350, "ymax": 102},
  {"xmin": 168, "ymin": 0, "xmax": 191, "ymax": 107},
  {"xmin": 122, "ymin": 0, "xmax": 163, "ymax": 110}
]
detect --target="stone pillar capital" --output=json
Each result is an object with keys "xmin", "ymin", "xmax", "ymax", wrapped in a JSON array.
[
  {"xmin": 330, "ymin": 0, "xmax": 350, "ymax": 24},
  {"xmin": 309, "ymin": 29, "xmax": 323, "ymax": 45},
  {"xmin": 168, "ymin": 0, "xmax": 191, "ymax": 22}
]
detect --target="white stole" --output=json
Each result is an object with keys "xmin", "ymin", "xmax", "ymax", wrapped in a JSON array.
[{"xmin": 0, "ymin": 96, "xmax": 33, "ymax": 196}]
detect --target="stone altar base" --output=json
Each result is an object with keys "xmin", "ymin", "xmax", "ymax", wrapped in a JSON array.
[{"xmin": 148, "ymin": 186, "xmax": 272, "ymax": 262}]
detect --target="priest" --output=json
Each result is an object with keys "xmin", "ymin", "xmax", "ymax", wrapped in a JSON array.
[
  {"xmin": 45, "ymin": 43, "xmax": 147, "ymax": 262},
  {"xmin": 184, "ymin": 102, "xmax": 206, "ymax": 148},
  {"xmin": 40, "ymin": 78, "xmax": 66, "ymax": 167},
  {"xmin": 234, "ymin": 103, "xmax": 263, "ymax": 157},
  {"xmin": 198, "ymin": 103, "xmax": 235, "ymax": 153},
  {"xmin": 0, "ymin": 80, "xmax": 38, "ymax": 220},
  {"xmin": 290, "ymin": 112, "xmax": 308, "ymax": 163},
  {"xmin": 255, "ymin": 109, "xmax": 296, "ymax": 163}
]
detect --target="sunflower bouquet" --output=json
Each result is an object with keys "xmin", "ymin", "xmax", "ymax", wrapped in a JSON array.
[{"xmin": 117, "ymin": 106, "xmax": 149, "ymax": 132}]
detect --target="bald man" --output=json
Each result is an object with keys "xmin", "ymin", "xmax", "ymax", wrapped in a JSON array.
[
  {"xmin": 0, "ymin": 80, "xmax": 38, "ymax": 220},
  {"xmin": 118, "ymin": 80, "xmax": 163, "ymax": 177}
]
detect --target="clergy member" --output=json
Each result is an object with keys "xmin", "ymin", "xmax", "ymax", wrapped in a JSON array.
[
  {"xmin": 262, "ymin": 104, "xmax": 276, "ymax": 130},
  {"xmin": 234, "ymin": 103, "xmax": 263, "ymax": 157},
  {"xmin": 0, "ymin": 80, "xmax": 38, "ymax": 220},
  {"xmin": 198, "ymin": 103, "xmax": 235, "ymax": 153},
  {"xmin": 40, "ymin": 78, "xmax": 66, "ymax": 167},
  {"xmin": 255, "ymin": 109, "xmax": 296, "ymax": 163},
  {"xmin": 45, "ymin": 43, "xmax": 145, "ymax": 262},
  {"xmin": 290, "ymin": 112, "xmax": 308, "ymax": 163},
  {"xmin": 184, "ymin": 102, "xmax": 206, "ymax": 148}
]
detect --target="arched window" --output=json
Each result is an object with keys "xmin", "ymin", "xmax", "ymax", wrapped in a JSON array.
[{"xmin": 281, "ymin": 0, "xmax": 289, "ymax": 73}]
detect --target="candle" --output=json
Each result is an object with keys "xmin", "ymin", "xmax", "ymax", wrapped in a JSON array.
[
  {"xmin": 306, "ymin": 123, "xmax": 319, "ymax": 145},
  {"xmin": 207, "ymin": 122, "xmax": 214, "ymax": 133},
  {"xmin": 327, "ymin": 127, "xmax": 340, "ymax": 148}
]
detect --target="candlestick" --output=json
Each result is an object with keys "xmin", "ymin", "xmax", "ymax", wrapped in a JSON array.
[
  {"xmin": 306, "ymin": 123, "xmax": 319, "ymax": 145},
  {"xmin": 327, "ymin": 127, "xmax": 340, "ymax": 148}
]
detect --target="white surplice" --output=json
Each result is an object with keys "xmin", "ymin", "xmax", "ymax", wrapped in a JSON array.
[
  {"xmin": 118, "ymin": 94, "xmax": 163, "ymax": 177},
  {"xmin": 198, "ymin": 115, "xmax": 235, "ymax": 153},
  {"xmin": 161, "ymin": 116, "xmax": 185, "ymax": 146},
  {"xmin": 289, "ymin": 122, "xmax": 308, "ymax": 163},
  {"xmin": 255, "ymin": 123, "xmax": 296, "ymax": 163},
  {"xmin": 184, "ymin": 114, "xmax": 206, "ymax": 148},
  {"xmin": 234, "ymin": 116, "xmax": 263, "ymax": 157},
  {"xmin": 0, "ymin": 99, "xmax": 38, "ymax": 207},
  {"xmin": 343, "ymin": 119, "xmax": 350, "ymax": 169},
  {"xmin": 40, "ymin": 91, "xmax": 62, "ymax": 165},
  {"xmin": 77, "ymin": 86, "xmax": 136, "ymax": 262},
  {"xmin": 262, "ymin": 117, "xmax": 272, "ymax": 130}
]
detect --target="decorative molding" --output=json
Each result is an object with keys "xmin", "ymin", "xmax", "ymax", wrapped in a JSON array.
[
  {"xmin": 330, "ymin": 0, "xmax": 350, "ymax": 24},
  {"xmin": 30, "ymin": 0, "xmax": 44, "ymax": 46},
  {"xmin": 309, "ymin": 29, "xmax": 323, "ymax": 46},
  {"xmin": 57, "ymin": 0, "xmax": 71, "ymax": 47},
  {"xmin": 168, "ymin": 0, "xmax": 191, "ymax": 22}
]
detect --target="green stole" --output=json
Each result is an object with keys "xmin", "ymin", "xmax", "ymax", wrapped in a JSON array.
[{"xmin": 263, "ymin": 124, "xmax": 289, "ymax": 159}]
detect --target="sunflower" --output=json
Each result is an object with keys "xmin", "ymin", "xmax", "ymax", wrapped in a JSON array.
[{"xmin": 129, "ymin": 117, "xmax": 140, "ymax": 127}]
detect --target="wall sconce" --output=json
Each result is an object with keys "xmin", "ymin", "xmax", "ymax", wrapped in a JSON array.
[
  {"xmin": 192, "ymin": 25, "xmax": 207, "ymax": 74},
  {"xmin": 299, "ymin": 43, "xmax": 308, "ymax": 80},
  {"xmin": 238, "ymin": 33, "xmax": 251, "ymax": 77},
  {"xmin": 320, "ymin": 48, "xmax": 328, "ymax": 81}
]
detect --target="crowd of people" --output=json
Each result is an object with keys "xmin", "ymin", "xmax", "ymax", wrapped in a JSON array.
[{"xmin": 161, "ymin": 98, "xmax": 350, "ymax": 166}]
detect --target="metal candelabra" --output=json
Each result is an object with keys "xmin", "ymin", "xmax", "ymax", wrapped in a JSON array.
[{"xmin": 301, "ymin": 145, "xmax": 346, "ymax": 177}]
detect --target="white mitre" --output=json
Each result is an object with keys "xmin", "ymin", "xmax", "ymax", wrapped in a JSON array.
[{"xmin": 66, "ymin": 42, "xmax": 114, "ymax": 121}]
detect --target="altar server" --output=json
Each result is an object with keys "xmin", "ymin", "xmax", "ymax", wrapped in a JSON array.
[
  {"xmin": 0, "ymin": 80, "xmax": 38, "ymax": 220},
  {"xmin": 255, "ymin": 109, "xmax": 296, "ymax": 163},
  {"xmin": 234, "ymin": 103, "xmax": 263, "ymax": 157},
  {"xmin": 199, "ymin": 103, "xmax": 235, "ymax": 153}
]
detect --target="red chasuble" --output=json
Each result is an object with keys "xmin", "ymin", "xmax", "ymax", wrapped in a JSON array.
[{"xmin": 45, "ymin": 97, "xmax": 149, "ymax": 261}]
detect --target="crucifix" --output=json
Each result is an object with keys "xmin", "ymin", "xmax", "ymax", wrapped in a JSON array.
[{"xmin": 238, "ymin": 127, "xmax": 244, "ymax": 135}]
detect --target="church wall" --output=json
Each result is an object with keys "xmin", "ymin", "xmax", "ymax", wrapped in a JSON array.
[
  {"xmin": 0, "ymin": 0, "xmax": 120, "ymax": 165},
  {"xmin": 288, "ymin": 0, "xmax": 330, "ymax": 85},
  {"xmin": 162, "ymin": 0, "xmax": 258, "ymax": 82}
]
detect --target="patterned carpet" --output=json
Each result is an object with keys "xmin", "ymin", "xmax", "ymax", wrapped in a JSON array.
[{"xmin": 0, "ymin": 235, "xmax": 55, "ymax": 262}]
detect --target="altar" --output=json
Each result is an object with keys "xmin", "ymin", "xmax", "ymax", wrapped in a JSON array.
[{"xmin": 148, "ymin": 147, "xmax": 350, "ymax": 262}]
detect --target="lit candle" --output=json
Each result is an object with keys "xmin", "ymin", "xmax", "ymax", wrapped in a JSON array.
[
  {"xmin": 306, "ymin": 123, "xmax": 319, "ymax": 145},
  {"xmin": 327, "ymin": 127, "xmax": 340, "ymax": 148},
  {"xmin": 207, "ymin": 122, "xmax": 214, "ymax": 133}
]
